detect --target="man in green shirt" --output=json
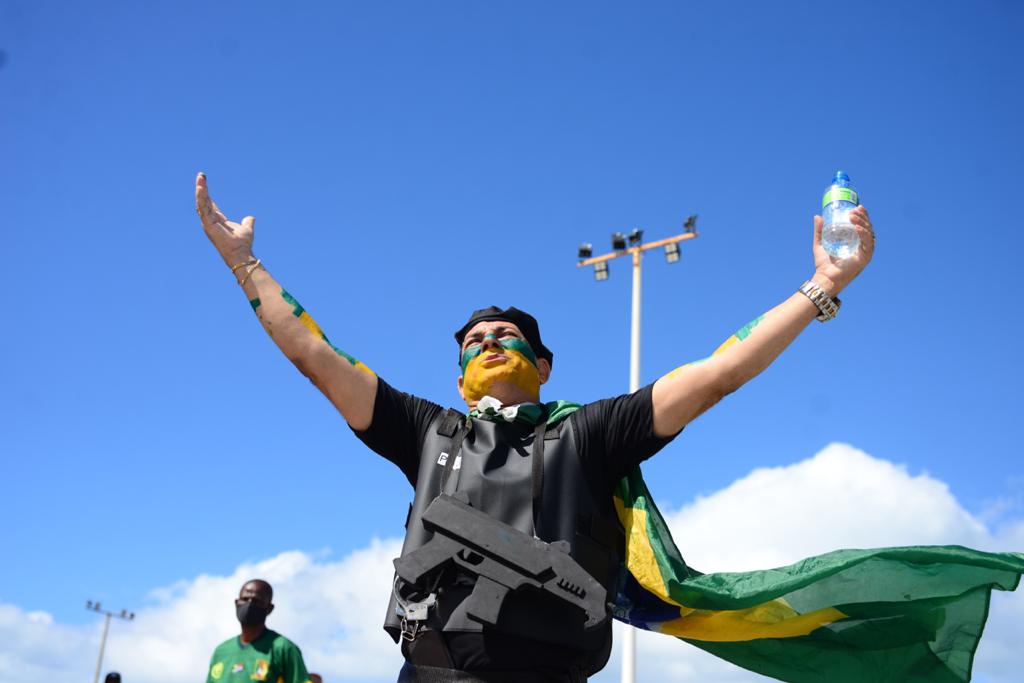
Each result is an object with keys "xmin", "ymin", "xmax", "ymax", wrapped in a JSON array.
[{"xmin": 206, "ymin": 579, "xmax": 312, "ymax": 683}]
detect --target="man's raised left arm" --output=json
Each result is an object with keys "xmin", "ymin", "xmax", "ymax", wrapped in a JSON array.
[{"xmin": 651, "ymin": 207, "xmax": 875, "ymax": 438}]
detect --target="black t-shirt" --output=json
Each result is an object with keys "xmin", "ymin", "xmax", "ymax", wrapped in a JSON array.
[
  {"xmin": 355, "ymin": 378, "xmax": 675, "ymax": 500},
  {"xmin": 352, "ymin": 379, "xmax": 678, "ymax": 677}
]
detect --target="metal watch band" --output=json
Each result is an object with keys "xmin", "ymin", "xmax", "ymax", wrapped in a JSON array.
[{"xmin": 798, "ymin": 280, "xmax": 842, "ymax": 322}]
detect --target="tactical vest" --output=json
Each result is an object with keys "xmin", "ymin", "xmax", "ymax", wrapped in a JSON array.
[{"xmin": 385, "ymin": 408, "xmax": 625, "ymax": 673}]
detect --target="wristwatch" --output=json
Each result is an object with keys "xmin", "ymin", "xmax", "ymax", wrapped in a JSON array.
[{"xmin": 799, "ymin": 280, "xmax": 842, "ymax": 322}]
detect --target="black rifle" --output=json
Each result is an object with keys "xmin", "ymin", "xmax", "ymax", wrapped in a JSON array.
[{"xmin": 393, "ymin": 492, "xmax": 609, "ymax": 639}]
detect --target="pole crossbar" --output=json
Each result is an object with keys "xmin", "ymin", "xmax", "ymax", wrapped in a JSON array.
[
  {"xmin": 576, "ymin": 231, "xmax": 698, "ymax": 267},
  {"xmin": 86, "ymin": 601, "xmax": 135, "ymax": 683}
]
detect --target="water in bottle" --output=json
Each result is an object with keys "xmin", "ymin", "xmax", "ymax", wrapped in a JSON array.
[{"xmin": 821, "ymin": 171, "xmax": 860, "ymax": 259}]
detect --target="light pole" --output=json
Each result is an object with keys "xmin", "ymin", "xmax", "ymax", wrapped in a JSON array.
[
  {"xmin": 86, "ymin": 600, "xmax": 135, "ymax": 683},
  {"xmin": 576, "ymin": 215, "xmax": 699, "ymax": 683}
]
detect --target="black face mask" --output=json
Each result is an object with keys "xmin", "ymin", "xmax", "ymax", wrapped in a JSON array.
[{"xmin": 236, "ymin": 600, "xmax": 269, "ymax": 627}]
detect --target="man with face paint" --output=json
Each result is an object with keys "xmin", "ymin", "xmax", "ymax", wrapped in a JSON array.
[
  {"xmin": 196, "ymin": 174, "xmax": 875, "ymax": 682},
  {"xmin": 206, "ymin": 579, "xmax": 313, "ymax": 683}
]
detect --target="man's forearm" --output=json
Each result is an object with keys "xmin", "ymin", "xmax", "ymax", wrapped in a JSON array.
[
  {"xmin": 233, "ymin": 261, "xmax": 377, "ymax": 429},
  {"xmin": 711, "ymin": 290, "xmax": 819, "ymax": 390},
  {"xmin": 652, "ymin": 282, "xmax": 824, "ymax": 436}
]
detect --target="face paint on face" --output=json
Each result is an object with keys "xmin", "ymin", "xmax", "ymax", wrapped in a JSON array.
[
  {"xmin": 460, "ymin": 333, "xmax": 541, "ymax": 403},
  {"xmin": 461, "ymin": 334, "xmax": 538, "ymax": 372}
]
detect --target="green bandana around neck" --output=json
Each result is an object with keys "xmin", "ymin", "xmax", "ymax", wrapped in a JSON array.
[{"xmin": 470, "ymin": 395, "xmax": 579, "ymax": 426}]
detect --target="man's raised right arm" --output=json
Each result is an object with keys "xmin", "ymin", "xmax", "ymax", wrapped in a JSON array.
[{"xmin": 195, "ymin": 172, "xmax": 377, "ymax": 430}]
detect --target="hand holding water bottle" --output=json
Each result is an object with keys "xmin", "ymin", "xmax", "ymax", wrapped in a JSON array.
[{"xmin": 811, "ymin": 200, "xmax": 874, "ymax": 297}]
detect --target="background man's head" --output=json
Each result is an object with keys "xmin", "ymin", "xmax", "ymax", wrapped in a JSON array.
[
  {"xmin": 454, "ymin": 307, "xmax": 553, "ymax": 406},
  {"xmin": 235, "ymin": 579, "xmax": 274, "ymax": 628}
]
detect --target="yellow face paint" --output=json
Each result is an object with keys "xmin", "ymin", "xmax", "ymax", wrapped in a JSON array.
[{"xmin": 461, "ymin": 345, "xmax": 540, "ymax": 403}]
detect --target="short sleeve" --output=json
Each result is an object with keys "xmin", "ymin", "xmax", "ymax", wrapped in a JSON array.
[
  {"xmin": 570, "ymin": 383, "xmax": 680, "ymax": 495},
  {"xmin": 350, "ymin": 377, "xmax": 444, "ymax": 486},
  {"xmin": 274, "ymin": 637, "xmax": 311, "ymax": 683}
]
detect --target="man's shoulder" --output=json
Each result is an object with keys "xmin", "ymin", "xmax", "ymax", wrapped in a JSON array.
[
  {"xmin": 264, "ymin": 629, "xmax": 303, "ymax": 654},
  {"xmin": 210, "ymin": 634, "xmax": 241, "ymax": 656}
]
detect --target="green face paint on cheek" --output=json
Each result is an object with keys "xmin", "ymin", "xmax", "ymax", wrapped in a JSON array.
[
  {"xmin": 499, "ymin": 338, "xmax": 537, "ymax": 367},
  {"xmin": 460, "ymin": 335, "xmax": 538, "ymax": 372},
  {"xmin": 461, "ymin": 345, "xmax": 482, "ymax": 372}
]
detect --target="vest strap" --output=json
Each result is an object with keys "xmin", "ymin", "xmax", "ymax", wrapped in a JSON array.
[
  {"xmin": 440, "ymin": 417, "xmax": 469, "ymax": 495},
  {"xmin": 437, "ymin": 409, "xmax": 464, "ymax": 438},
  {"xmin": 531, "ymin": 421, "xmax": 545, "ymax": 536}
]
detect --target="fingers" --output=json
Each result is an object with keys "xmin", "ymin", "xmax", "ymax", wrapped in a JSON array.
[
  {"xmin": 850, "ymin": 205, "xmax": 871, "ymax": 228},
  {"xmin": 195, "ymin": 172, "xmax": 212, "ymax": 220},
  {"xmin": 195, "ymin": 172, "xmax": 228, "ymax": 226},
  {"xmin": 241, "ymin": 215, "xmax": 255, "ymax": 232},
  {"xmin": 195, "ymin": 171, "xmax": 205, "ymax": 209},
  {"xmin": 813, "ymin": 214, "xmax": 823, "ymax": 246},
  {"xmin": 850, "ymin": 206, "xmax": 875, "ymax": 253}
]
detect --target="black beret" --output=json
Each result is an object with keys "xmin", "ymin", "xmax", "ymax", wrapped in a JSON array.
[{"xmin": 454, "ymin": 306, "xmax": 553, "ymax": 368}]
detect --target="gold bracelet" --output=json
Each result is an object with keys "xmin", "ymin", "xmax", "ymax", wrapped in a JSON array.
[
  {"xmin": 230, "ymin": 258, "xmax": 257, "ymax": 275},
  {"xmin": 239, "ymin": 259, "xmax": 263, "ymax": 287}
]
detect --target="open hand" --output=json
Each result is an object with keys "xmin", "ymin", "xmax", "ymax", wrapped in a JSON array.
[
  {"xmin": 812, "ymin": 205, "xmax": 875, "ymax": 295},
  {"xmin": 195, "ymin": 172, "xmax": 255, "ymax": 267}
]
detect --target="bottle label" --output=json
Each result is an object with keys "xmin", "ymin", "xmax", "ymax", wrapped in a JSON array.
[{"xmin": 822, "ymin": 187, "xmax": 859, "ymax": 208}]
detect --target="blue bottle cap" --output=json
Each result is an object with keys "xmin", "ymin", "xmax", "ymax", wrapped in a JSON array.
[{"xmin": 832, "ymin": 171, "xmax": 851, "ymax": 185}]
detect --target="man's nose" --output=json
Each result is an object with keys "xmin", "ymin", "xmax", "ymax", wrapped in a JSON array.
[{"xmin": 481, "ymin": 334, "xmax": 501, "ymax": 351}]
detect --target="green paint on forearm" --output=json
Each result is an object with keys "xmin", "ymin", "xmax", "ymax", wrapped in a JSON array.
[
  {"xmin": 249, "ymin": 297, "xmax": 262, "ymax": 310},
  {"xmin": 664, "ymin": 315, "xmax": 764, "ymax": 381},
  {"xmin": 276, "ymin": 290, "xmax": 375, "ymax": 376},
  {"xmin": 735, "ymin": 314, "xmax": 765, "ymax": 341},
  {"xmin": 280, "ymin": 290, "xmax": 305, "ymax": 317},
  {"xmin": 329, "ymin": 343, "xmax": 360, "ymax": 366}
]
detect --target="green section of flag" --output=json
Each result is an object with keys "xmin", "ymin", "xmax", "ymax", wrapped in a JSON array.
[{"xmin": 613, "ymin": 468, "xmax": 1024, "ymax": 682}]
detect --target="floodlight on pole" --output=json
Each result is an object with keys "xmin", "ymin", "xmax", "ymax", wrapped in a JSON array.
[
  {"xmin": 578, "ymin": 243, "xmax": 593, "ymax": 260},
  {"xmin": 86, "ymin": 600, "xmax": 135, "ymax": 683},
  {"xmin": 575, "ymin": 218, "xmax": 699, "ymax": 683},
  {"xmin": 665, "ymin": 242, "xmax": 680, "ymax": 263}
]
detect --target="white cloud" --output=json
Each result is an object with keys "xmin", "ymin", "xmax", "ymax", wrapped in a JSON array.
[
  {"xmin": 660, "ymin": 442, "xmax": 994, "ymax": 573},
  {"xmin": 0, "ymin": 540, "xmax": 405, "ymax": 683},
  {"xmin": 1, "ymin": 444, "xmax": 1021, "ymax": 683}
]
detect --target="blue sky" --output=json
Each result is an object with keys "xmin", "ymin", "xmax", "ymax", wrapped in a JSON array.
[{"xmin": 2, "ymin": 1, "xmax": 1023, "ymax": 681}]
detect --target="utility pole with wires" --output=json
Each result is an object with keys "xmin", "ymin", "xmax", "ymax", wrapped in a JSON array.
[
  {"xmin": 86, "ymin": 600, "xmax": 135, "ymax": 683},
  {"xmin": 576, "ymin": 214, "xmax": 699, "ymax": 683}
]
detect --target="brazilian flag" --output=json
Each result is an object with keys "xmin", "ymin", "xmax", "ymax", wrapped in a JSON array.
[{"xmin": 613, "ymin": 468, "xmax": 1024, "ymax": 682}]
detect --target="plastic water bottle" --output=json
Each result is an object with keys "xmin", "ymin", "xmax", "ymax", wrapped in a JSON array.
[{"xmin": 821, "ymin": 171, "xmax": 860, "ymax": 259}]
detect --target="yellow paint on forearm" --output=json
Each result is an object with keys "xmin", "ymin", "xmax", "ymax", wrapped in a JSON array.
[
  {"xmin": 280, "ymin": 290, "xmax": 376, "ymax": 377},
  {"xmin": 661, "ymin": 315, "xmax": 765, "ymax": 382}
]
